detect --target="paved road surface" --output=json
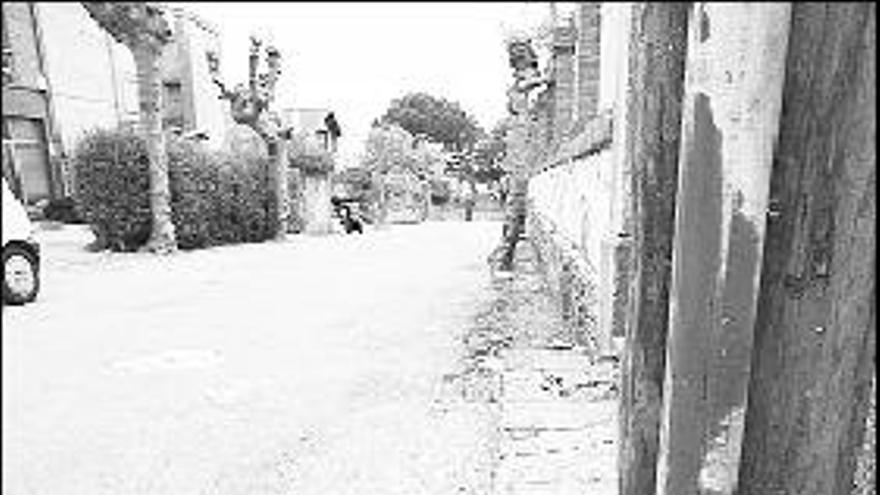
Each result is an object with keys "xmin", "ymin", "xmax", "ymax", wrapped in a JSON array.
[{"xmin": 3, "ymin": 221, "xmax": 501, "ymax": 494}]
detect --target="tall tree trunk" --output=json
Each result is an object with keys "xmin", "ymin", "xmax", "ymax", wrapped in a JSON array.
[
  {"xmin": 133, "ymin": 44, "xmax": 176, "ymax": 253},
  {"xmin": 464, "ymin": 175, "xmax": 476, "ymax": 221},
  {"xmin": 266, "ymin": 137, "xmax": 290, "ymax": 239},
  {"xmin": 499, "ymin": 111, "xmax": 531, "ymax": 271}
]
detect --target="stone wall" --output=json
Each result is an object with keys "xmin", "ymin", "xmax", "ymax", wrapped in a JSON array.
[
  {"xmin": 522, "ymin": 3, "xmax": 632, "ymax": 356},
  {"xmin": 527, "ymin": 144, "xmax": 617, "ymax": 353}
]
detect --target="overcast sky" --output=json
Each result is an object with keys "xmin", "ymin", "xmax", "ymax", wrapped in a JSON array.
[{"xmin": 178, "ymin": 2, "xmax": 577, "ymax": 167}]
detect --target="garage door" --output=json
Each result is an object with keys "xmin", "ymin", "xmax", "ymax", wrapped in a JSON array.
[{"xmin": 4, "ymin": 117, "xmax": 51, "ymax": 204}]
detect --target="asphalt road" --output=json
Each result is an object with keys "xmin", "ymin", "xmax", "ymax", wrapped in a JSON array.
[{"xmin": 3, "ymin": 221, "xmax": 502, "ymax": 495}]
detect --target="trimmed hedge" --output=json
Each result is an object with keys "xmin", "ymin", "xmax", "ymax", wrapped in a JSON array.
[
  {"xmin": 73, "ymin": 129, "xmax": 152, "ymax": 251},
  {"xmin": 73, "ymin": 128, "xmax": 276, "ymax": 252}
]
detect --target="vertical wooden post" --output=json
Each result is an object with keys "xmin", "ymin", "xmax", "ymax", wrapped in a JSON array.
[
  {"xmin": 655, "ymin": 4, "xmax": 792, "ymax": 494},
  {"xmin": 737, "ymin": 4, "xmax": 876, "ymax": 494},
  {"xmin": 618, "ymin": 4, "xmax": 689, "ymax": 495}
]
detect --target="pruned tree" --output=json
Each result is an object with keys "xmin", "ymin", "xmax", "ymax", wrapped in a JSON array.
[
  {"xmin": 498, "ymin": 36, "xmax": 549, "ymax": 271},
  {"xmin": 206, "ymin": 36, "xmax": 291, "ymax": 239},
  {"xmin": 377, "ymin": 92, "xmax": 485, "ymax": 152},
  {"xmin": 82, "ymin": 2, "xmax": 177, "ymax": 253}
]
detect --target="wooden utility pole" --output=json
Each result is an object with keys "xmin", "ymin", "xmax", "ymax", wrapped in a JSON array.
[
  {"xmin": 618, "ymin": 4, "xmax": 689, "ymax": 495},
  {"xmin": 655, "ymin": 4, "xmax": 792, "ymax": 494},
  {"xmin": 737, "ymin": 4, "xmax": 876, "ymax": 494}
]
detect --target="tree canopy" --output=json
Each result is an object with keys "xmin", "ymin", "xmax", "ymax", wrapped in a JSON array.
[
  {"xmin": 82, "ymin": 2, "xmax": 172, "ymax": 52},
  {"xmin": 361, "ymin": 123, "xmax": 427, "ymax": 178},
  {"xmin": 448, "ymin": 118, "xmax": 509, "ymax": 185},
  {"xmin": 377, "ymin": 92, "xmax": 485, "ymax": 151}
]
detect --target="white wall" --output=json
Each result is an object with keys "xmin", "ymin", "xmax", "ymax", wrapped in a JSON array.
[
  {"xmin": 181, "ymin": 15, "xmax": 231, "ymax": 150},
  {"xmin": 35, "ymin": 3, "xmax": 138, "ymax": 153},
  {"xmin": 529, "ymin": 149, "xmax": 614, "ymax": 273},
  {"xmin": 599, "ymin": 3, "xmax": 631, "ymax": 114}
]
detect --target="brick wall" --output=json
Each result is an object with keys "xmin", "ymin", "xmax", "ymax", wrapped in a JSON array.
[
  {"xmin": 551, "ymin": 20, "xmax": 577, "ymax": 141},
  {"xmin": 575, "ymin": 2, "xmax": 601, "ymax": 125},
  {"xmin": 524, "ymin": 3, "xmax": 632, "ymax": 355}
]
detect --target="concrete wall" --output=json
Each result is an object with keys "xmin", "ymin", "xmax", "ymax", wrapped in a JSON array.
[{"xmin": 302, "ymin": 173, "xmax": 334, "ymax": 234}]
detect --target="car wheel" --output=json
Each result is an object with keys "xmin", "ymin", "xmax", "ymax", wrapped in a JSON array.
[{"xmin": 3, "ymin": 245, "xmax": 39, "ymax": 305}]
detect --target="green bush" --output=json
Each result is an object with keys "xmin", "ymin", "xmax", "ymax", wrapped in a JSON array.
[
  {"xmin": 73, "ymin": 128, "xmax": 275, "ymax": 252},
  {"xmin": 73, "ymin": 129, "xmax": 152, "ymax": 251}
]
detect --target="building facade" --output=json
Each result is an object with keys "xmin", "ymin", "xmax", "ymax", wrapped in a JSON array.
[
  {"xmin": 159, "ymin": 7, "xmax": 231, "ymax": 149},
  {"xmin": 2, "ymin": 3, "xmax": 229, "ymax": 206},
  {"xmin": 281, "ymin": 108, "xmax": 341, "ymax": 155},
  {"xmin": 3, "ymin": 2, "xmax": 68, "ymax": 204},
  {"xmin": 281, "ymin": 108, "xmax": 342, "ymax": 234}
]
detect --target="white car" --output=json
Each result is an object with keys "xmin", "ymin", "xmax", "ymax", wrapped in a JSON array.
[{"xmin": 2, "ymin": 177, "xmax": 40, "ymax": 305}]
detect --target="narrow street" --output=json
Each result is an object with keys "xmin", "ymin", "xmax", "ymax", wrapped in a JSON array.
[
  {"xmin": 3, "ymin": 221, "xmax": 502, "ymax": 494},
  {"xmin": 3, "ymin": 3, "xmax": 874, "ymax": 494}
]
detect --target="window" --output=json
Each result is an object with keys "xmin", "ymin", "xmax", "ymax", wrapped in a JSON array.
[
  {"xmin": 316, "ymin": 130, "xmax": 329, "ymax": 151},
  {"xmin": 3, "ymin": 118, "xmax": 51, "ymax": 203},
  {"xmin": 163, "ymin": 81, "xmax": 184, "ymax": 131}
]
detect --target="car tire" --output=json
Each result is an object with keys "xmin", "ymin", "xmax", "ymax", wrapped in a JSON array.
[{"xmin": 3, "ymin": 244, "xmax": 39, "ymax": 305}]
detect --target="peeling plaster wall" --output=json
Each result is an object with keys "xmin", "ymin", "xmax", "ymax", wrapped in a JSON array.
[{"xmin": 655, "ymin": 4, "xmax": 792, "ymax": 494}]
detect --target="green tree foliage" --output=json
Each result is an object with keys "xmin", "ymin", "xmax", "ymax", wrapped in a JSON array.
[
  {"xmin": 362, "ymin": 124, "xmax": 427, "ymax": 178},
  {"xmin": 377, "ymin": 92, "xmax": 485, "ymax": 151},
  {"xmin": 470, "ymin": 119, "xmax": 510, "ymax": 183},
  {"xmin": 442, "ymin": 118, "xmax": 509, "ymax": 187}
]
